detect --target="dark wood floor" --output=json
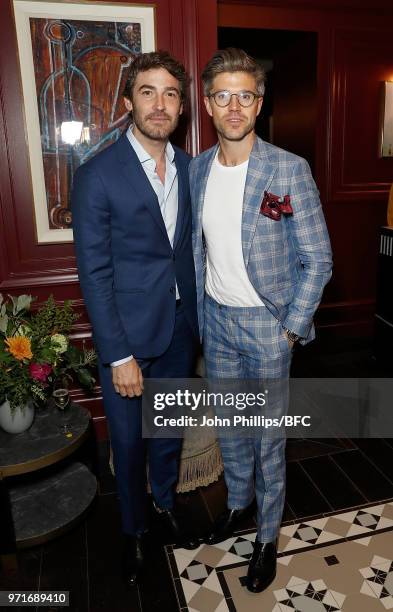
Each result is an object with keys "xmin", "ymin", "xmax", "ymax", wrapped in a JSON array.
[{"xmin": 1, "ymin": 336, "xmax": 393, "ymax": 611}]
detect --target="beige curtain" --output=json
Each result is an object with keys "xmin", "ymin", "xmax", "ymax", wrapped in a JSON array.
[{"xmin": 108, "ymin": 432, "xmax": 223, "ymax": 493}]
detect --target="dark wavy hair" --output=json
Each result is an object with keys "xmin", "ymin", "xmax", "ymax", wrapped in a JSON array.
[{"xmin": 123, "ymin": 50, "xmax": 189, "ymax": 101}]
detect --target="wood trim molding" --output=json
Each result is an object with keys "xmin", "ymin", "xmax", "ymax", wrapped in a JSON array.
[
  {"xmin": 218, "ymin": 0, "xmax": 393, "ymax": 13},
  {"xmin": 329, "ymin": 29, "xmax": 393, "ymax": 202},
  {"xmin": 218, "ymin": 2, "xmax": 324, "ymax": 30},
  {"xmin": 181, "ymin": 0, "xmax": 218, "ymax": 153}
]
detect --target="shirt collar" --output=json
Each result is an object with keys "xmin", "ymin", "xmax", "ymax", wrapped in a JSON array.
[{"xmin": 127, "ymin": 125, "xmax": 175, "ymax": 165}]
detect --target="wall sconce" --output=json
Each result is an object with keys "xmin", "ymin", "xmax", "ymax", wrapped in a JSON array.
[
  {"xmin": 60, "ymin": 121, "xmax": 83, "ymax": 145},
  {"xmin": 380, "ymin": 81, "xmax": 393, "ymax": 158}
]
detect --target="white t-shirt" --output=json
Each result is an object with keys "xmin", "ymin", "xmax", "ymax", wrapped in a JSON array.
[{"xmin": 202, "ymin": 153, "xmax": 264, "ymax": 307}]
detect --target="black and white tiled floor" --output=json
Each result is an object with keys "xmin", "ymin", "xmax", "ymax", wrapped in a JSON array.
[
  {"xmin": 168, "ymin": 501, "xmax": 393, "ymax": 611},
  {"xmin": 2, "ymin": 438, "xmax": 393, "ymax": 611},
  {"xmin": 1, "ymin": 337, "xmax": 393, "ymax": 610}
]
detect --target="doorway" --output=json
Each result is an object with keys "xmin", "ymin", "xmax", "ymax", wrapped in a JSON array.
[{"xmin": 218, "ymin": 27, "xmax": 318, "ymax": 172}]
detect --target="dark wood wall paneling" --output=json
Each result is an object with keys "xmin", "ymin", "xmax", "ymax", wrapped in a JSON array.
[
  {"xmin": 218, "ymin": 0, "xmax": 393, "ymax": 15},
  {"xmin": 0, "ymin": 0, "xmax": 217, "ymax": 436},
  {"xmin": 0, "ymin": 0, "xmax": 217, "ymax": 296},
  {"xmin": 218, "ymin": 1, "xmax": 393, "ymax": 337},
  {"xmin": 2, "ymin": 0, "xmax": 393, "ymax": 431}
]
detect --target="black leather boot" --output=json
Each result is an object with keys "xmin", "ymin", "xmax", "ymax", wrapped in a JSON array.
[
  {"xmin": 205, "ymin": 507, "xmax": 250, "ymax": 545},
  {"xmin": 246, "ymin": 537, "xmax": 277, "ymax": 593},
  {"xmin": 158, "ymin": 509, "xmax": 200, "ymax": 550},
  {"xmin": 122, "ymin": 534, "xmax": 146, "ymax": 587}
]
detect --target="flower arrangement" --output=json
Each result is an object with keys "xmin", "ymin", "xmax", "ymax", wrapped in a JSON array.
[{"xmin": 0, "ymin": 294, "xmax": 96, "ymax": 412}]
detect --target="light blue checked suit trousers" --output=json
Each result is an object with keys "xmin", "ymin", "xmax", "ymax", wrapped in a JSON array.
[
  {"xmin": 190, "ymin": 136, "xmax": 332, "ymax": 542},
  {"xmin": 204, "ymin": 294, "xmax": 292, "ymax": 541}
]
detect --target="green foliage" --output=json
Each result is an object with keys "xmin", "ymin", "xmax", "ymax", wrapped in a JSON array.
[
  {"xmin": 29, "ymin": 295, "xmax": 79, "ymax": 338},
  {"xmin": 9, "ymin": 294, "xmax": 33, "ymax": 316},
  {"xmin": 0, "ymin": 294, "xmax": 96, "ymax": 412},
  {"xmin": 0, "ymin": 293, "xmax": 34, "ymax": 337}
]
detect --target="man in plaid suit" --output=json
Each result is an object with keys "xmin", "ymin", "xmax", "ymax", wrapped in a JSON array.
[{"xmin": 189, "ymin": 48, "xmax": 332, "ymax": 593}]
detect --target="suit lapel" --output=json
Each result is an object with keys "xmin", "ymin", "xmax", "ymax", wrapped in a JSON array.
[
  {"xmin": 115, "ymin": 133, "xmax": 170, "ymax": 244},
  {"xmin": 173, "ymin": 152, "xmax": 185, "ymax": 249},
  {"xmin": 195, "ymin": 144, "xmax": 219, "ymax": 245},
  {"xmin": 242, "ymin": 137, "xmax": 277, "ymax": 266}
]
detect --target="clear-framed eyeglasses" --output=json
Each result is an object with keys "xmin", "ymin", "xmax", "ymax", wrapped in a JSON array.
[{"xmin": 208, "ymin": 90, "xmax": 261, "ymax": 108}]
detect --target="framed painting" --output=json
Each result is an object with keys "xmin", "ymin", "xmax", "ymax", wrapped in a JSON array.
[{"xmin": 13, "ymin": 0, "xmax": 156, "ymax": 243}]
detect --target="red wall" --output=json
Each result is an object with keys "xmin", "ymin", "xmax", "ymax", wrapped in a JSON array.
[
  {"xmin": 0, "ymin": 0, "xmax": 217, "ymax": 436},
  {"xmin": 1, "ymin": 0, "xmax": 393, "ymax": 431},
  {"xmin": 218, "ymin": 0, "xmax": 393, "ymax": 336}
]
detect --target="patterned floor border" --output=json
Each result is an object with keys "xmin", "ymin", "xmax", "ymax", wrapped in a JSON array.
[{"xmin": 165, "ymin": 497, "xmax": 393, "ymax": 612}]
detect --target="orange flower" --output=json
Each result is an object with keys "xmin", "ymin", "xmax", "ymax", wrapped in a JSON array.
[{"xmin": 5, "ymin": 336, "xmax": 33, "ymax": 361}]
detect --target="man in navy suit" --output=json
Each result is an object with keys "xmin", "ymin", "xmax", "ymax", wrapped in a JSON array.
[{"xmin": 72, "ymin": 51, "xmax": 199, "ymax": 586}]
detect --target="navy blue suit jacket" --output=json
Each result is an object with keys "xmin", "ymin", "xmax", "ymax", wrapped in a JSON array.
[{"xmin": 72, "ymin": 132, "xmax": 198, "ymax": 365}]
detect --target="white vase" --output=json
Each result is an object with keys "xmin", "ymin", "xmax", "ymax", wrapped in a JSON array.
[{"xmin": 0, "ymin": 398, "xmax": 35, "ymax": 434}]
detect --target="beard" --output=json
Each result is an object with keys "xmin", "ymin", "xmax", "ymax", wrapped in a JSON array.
[{"xmin": 132, "ymin": 106, "xmax": 179, "ymax": 141}]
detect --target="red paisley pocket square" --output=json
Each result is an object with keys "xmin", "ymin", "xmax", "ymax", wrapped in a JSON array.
[{"xmin": 260, "ymin": 191, "xmax": 293, "ymax": 220}]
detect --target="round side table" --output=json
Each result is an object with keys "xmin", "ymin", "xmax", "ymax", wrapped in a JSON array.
[{"xmin": 0, "ymin": 402, "xmax": 97, "ymax": 569}]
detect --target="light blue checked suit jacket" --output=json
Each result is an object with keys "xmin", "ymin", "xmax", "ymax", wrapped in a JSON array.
[{"xmin": 190, "ymin": 136, "xmax": 333, "ymax": 345}]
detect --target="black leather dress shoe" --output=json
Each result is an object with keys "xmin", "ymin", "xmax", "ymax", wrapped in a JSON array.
[
  {"xmin": 246, "ymin": 538, "xmax": 277, "ymax": 593},
  {"xmin": 205, "ymin": 508, "xmax": 249, "ymax": 545},
  {"xmin": 159, "ymin": 509, "xmax": 200, "ymax": 550},
  {"xmin": 122, "ymin": 534, "xmax": 146, "ymax": 587}
]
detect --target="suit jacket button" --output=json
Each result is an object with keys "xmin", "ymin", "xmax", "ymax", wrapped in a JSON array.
[
  {"xmin": 170, "ymin": 286, "xmax": 175, "ymax": 294},
  {"xmin": 172, "ymin": 254, "xmax": 176, "ymax": 261}
]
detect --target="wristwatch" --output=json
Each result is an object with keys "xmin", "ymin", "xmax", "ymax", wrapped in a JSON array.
[{"xmin": 283, "ymin": 327, "xmax": 301, "ymax": 343}]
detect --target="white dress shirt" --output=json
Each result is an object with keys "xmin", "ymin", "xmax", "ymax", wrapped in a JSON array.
[{"xmin": 111, "ymin": 126, "xmax": 179, "ymax": 367}]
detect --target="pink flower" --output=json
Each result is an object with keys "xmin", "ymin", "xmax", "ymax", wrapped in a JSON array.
[{"xmin": 29, "ymin": 362, "xmax": 52, "ymax": 383}]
